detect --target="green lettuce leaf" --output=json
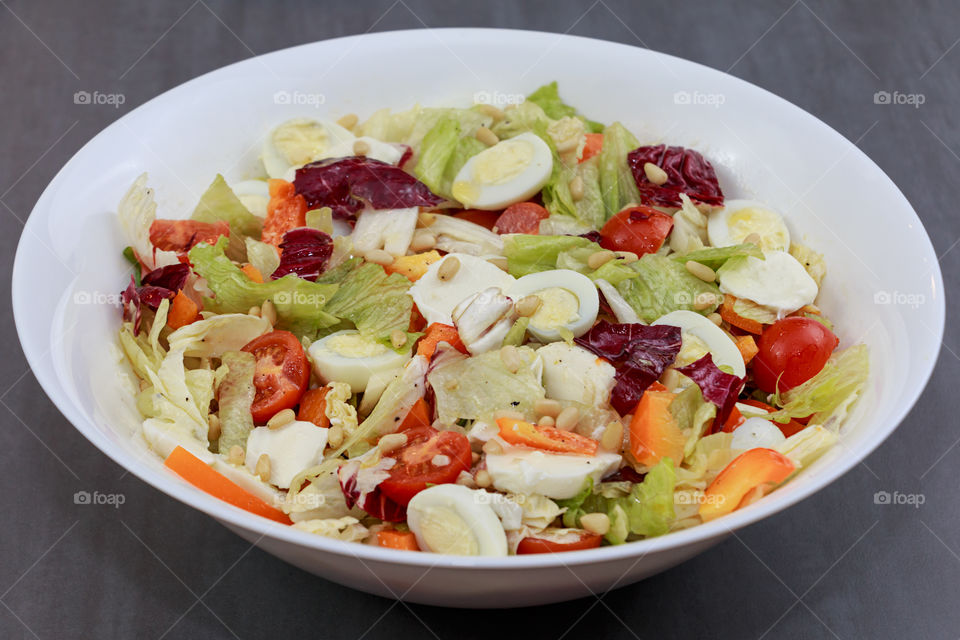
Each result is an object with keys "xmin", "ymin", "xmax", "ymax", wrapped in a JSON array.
[
  {"xmin": 616, "ymin": 254, "xmax": 722, "ymax": 322},
  {"xmin": 669, "ymin": 385, "xmax": 717, "ymax": 459},
  {"xmin": 442, "ymin": 136, "xmax": 486, "ymax": 192},
  {"xmin": 526, "ymin": 81, "xmax": 604, "ymax": 133},
  {"xmin": 415, "ymin": 115, "xmax": 461, "ymax": 196},
  {"xmin": 216, "ymin": 351, "xmax": 256, "ymax": 453},
  {"xmin": 573, "ymin": 157, "xmax": 606, "ymax": 227},
  {"xmin": 501, "ymin": 317, "xmax": 530, "ymax": 347},
  {"xmin": 533, "ymin": 120, "xmax": 579, "ymax": 221},
  {"xmin": 189, "ymin": 238, "xmax": 340, "ymax": 338},
  {"xmin": 322, "ymin": 262, "xmax": 415, "ymax": 346},
  {"xmin": 502, "ymin": 234, "xmax": 636, "ymax": 285},
  {"xmin": 597, "ymin": 122, "xmax": 642, "ymax": 218},
  {"xmin": 191, "ymin": 174, "xmax": 263, "ymax": 261},
  {"xmin": 673, "ymin": 243, "xmax": 764, "ymax": 271},
  {"xmin": 491, "ymin": 100, "xmax": 551, "ymax": 140}
]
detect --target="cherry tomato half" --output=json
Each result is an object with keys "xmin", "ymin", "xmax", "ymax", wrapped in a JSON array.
[
  {"xmin": 378, "ymin": 425, "xmax": 472, "ymax": 506},
  {"xmin": 516, "ymin": 528, "xmax": 603, "ymax": 554},
  {"xmin": 241, "ymin": 330, "xmax": 310, "ymax": 424},
  {"xmin": 149, "ymin": 219, "xmax": 230, "ymax": 252},
  {"xmin": 599, "ymin": 205, "xmax": 674, "ymax": 257},
  {"xmin": 495, "ymin": 202, "xmax": 549, "ymax": 234},
  {"xmin": 752, "ymin": 317, "xmax": 839, "ymax": 394}
]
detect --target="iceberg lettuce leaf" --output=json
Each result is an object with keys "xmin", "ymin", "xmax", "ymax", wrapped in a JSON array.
[{"xmin": 616, "ymin": 254, "xmax": 722, "ymax": 322}]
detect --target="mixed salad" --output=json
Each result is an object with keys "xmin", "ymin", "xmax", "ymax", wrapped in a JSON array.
[{"xmin": 116, "ymin": 83, "xmax": 868, "ymax": 556}]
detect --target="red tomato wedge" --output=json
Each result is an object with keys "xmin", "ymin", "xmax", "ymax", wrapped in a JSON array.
[
  {"xmin": 580, "ymin": 133, "xmax": 604, "ymax": 163},
  {"xmin": 378, "ymin": 426, "xmax": 472, "ymax": 506},
  {"xmin": 735, "ymin": 399, "xmax": 807, "ymax": 438},
  {"xmin": 149, "ymin": 219, "xmax": 230, "ymax": 252},
  {"xmin": 496, "ymin": 418, "xmax": 599, "ymax": 456},
  {"xmin": 516, "ymin": 528, "xmax": 603, "ymax": 554},
  {"xmin": 262, "ymin": 179, "xmax": 307, "ymax": 248},
  {"xmin": 752, "ymin": 317, "xmax": 839, "ymax": 394},
  {"xmin": 599, "ymin": 206, "xmax": 674, "ymax": 257},
  {"xmin": 495, "ymin": 202, "xmax": 549, "ymax": 234},
  {"xmin": 241, "ymin": 330, "xmax": 310, "ymax": 424}
]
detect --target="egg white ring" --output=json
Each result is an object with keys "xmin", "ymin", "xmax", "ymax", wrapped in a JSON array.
[
  {"xmin": 507, "ymin": 269, "xmax": 599, "ymax": 343},
  {"xmin": 707, "ymin": 198, "xmax": 791, "ymax": 252},
  {"xmin": 652, "ymin": 309, "xmax": 746, "ymax": 377},
  {"xmin": 308, "ymin": 329, "xmax": 409, "ymax": 393}
]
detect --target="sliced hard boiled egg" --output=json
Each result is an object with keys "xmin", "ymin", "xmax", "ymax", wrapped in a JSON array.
[
  {"xmin": 244, "ymin": 421, "xmax": 329, "ymax": 489},
  {"xmin": 321, "ymin": 135, "xmax": 405, "ymax": 166},
  {"xmin": 261, "ymin": 118, "xmax": 356, "ymax": 179},
  {"xmin": 708, "ymin": 199, "xmax": 791, "ymax": 251},
  {"xmin": 652, "ymin": 310, "xmax": 745, "ymax": 377},
  {"xmin": 231, "ymin": 179, "xmax": 270, "ymax": 218},
  {"xmin": 717, "ymin": 249, "xmax": 818, "ymax": 317},
  {"xmin": 731, "ymin": 417, "xmax": 787, "ymax": 450},
  {"xmin": 308, "ymin": 330, "xmax": 409, "ymax": 393},
  {"xmin": 537, "ymin": 342, "xmax": 616, "ymax": 407},
  {"xmin": 485, "ymin": 448, "xmax": 622, "ymax": 500},
  {"xmin": 409, "ymin": 253, "xmax": 516, "ymax": 326},
  {"xmin": 451, "ymin": 132, "xmax": 553, "ymax": 210},
  {"xmin": 406, "ymin": 484, "xmax": 508, "ymax": 556},
  {"xmin": 507, "ymin": 269, "xmax": 599, "ymax": 343}
]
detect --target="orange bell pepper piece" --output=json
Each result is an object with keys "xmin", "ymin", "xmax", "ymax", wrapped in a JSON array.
[
  {"xmin": 496, "ymin": 418, "xmax": 599, "ymax": 456},
  {"xmin": 629, "ymin": 388, "xmax": 686, "ymax": 467},
  {"xmin": 699, "ymin": 448, "xmax": 795, "ymax": 522}
]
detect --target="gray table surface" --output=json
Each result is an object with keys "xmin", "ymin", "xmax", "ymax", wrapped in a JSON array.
[{"xmin": 2, "ymin": 1, "xmax": 957, "ymax": 638}]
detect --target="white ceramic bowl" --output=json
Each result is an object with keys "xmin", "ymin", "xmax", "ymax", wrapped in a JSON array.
[{"xmin": 13, "ymin": 29, "xmax": 944, "ymax": 608}]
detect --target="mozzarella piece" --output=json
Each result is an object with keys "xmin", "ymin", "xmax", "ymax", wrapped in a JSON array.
[
  {"xmin": 731, "ymin": 417, "xmax": 787, "ymax": 450},
  {"xmin": 409, "ymin": 253, "xmax": 516, "ymax": 326},
  {"xmin": 718, "ymin": 250, "xmax": 818, "ymax": 317},
  {"xmin": 261, "ymin": 118, "xmax": 356, "ymax": 179},
  {"xmin": 537, "ymin": 342, "xmax": 616, "ymax": 407},
  {"xmin": 652, "ymin": 310, "xmax": 745, "ymax": 377},
  {"xmin": 451, "ymin": 132, "xmax": 553, "ymax": 210},
  {"xmin": 406, "ymin": 485, "xmax": 508, "ymax": 556},
  {"xmin": 507, "ymin": 269, "xmax": 599, "ymax": 342},
  {"xmin": 231, "ymin": 179, "xmax": 270, "ymax": 218},
  {"xmin": 309, "ymin": 330, "xmax": 410, "ymax": 393},
  {"xmin": 244, "ymin": 421, "xmax": 329, "ymax": 489},
  {"xmin": 708, "ymin": 199, "xmax": 791, "ymax": 251},
  {"xmin": 351, "ymin": 207, "xmax": 419, "ymax": 256},
  {"xmin": 485, "ymin": 448, "xmax": 621, "ymax": 500}
]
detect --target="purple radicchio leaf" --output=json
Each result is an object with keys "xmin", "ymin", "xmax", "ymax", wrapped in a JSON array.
[
  {"xmin": 574, "ymin": 320, "xmax": 682, "ymax": 415},
  {"xmin": 675, "ymin": 353, "xmax": 745, "ymax": 430},
  {"xmin": 270, "ymin": 228, "xmax": 334, "ymax": 281},
  {"xmin": 293, "ymin": 156, "xmax": 443, "ymax": 221},
  {"xmin": 120, "ymin": 263, "xmax": 191, "ymax": 334},
  {"xmin": 627, "ymin": 144, "xmax": 724, "ymax": 208}
]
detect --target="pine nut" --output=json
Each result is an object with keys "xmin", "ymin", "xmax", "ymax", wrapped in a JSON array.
[
  {"xmin": 643, "ymin": 162, "xmax": 668, "ymax": 186},
  {"xmin": 255, "ymin": 454, "xmax": 271, "ymax": 482},
  {"xmin": 353, "ymin": 139, "xmax": 370, "ymax": 156},
  {"xmin": 417, "ymin": 212, "xmax": 436, "ymax": 227},
  {"xmin": 556, "ymin": 406, "xmax": 580, "ymax": 431},
  {"xmin": 475, "ymin": 103, "xmax": 505, "ymax": 121},
  {"xmin": 487, "ymin": 256, "xmax": 509, "ymax": 272},
  {"xmin": 456, "ymin": 472, "xmax": 478, "ymax": 488},
  {"xmin": 227, "ymin": 445, "xmax": 245, "ymax": 466},
  {"xmin": 207, "ymin": 414, "xmax": 221, "ymax": 442},
  {"xmin": 378, "ymin": 432, "xmax": 408, "ymax": 453},
  {"xmin": 685, "ymin": 260, "xmax": 717, "ymax": 283},
  {"xmin": 587, "ymin": 250, "xmax": 615, "ymax": 270},
  {"xmin": 482, "ymin": 439, "xmax": 504, "ymax": 456},
  {"xmin": 580, "ymin": 512, "xmax": 610, "ymax": 536},
  {"xmin": 569, "ymin": 175, "xmax": 584, "ymax": 201},
  {"xmin": 475, "ymin": 469, "xmax": 492, "ymax": 488},
  {"xmin": 437, "ymin": 256, "xmax": 460, "ymax": 281},
  {"xmin": 248, "ymin": 305, "xmax": 261, "ymax": 317},
  {"xmin": 615, "ymin": 251, "xmax": 639, "ymax": 264},
  {"xmin": 534, "ymin": 398, "xmax": 562, "ymax": 418},
  {"xmin": 693, "ymin": 293, "xmax": 718, "ymax": 311},
  {"xmin": 475, "ymin": 126, "xmax": 499, "ymax": 147},
  {"xmin": 515, "ymin": 295, "xmax": 542, "ymax": 317},
  {"xmin": 493, "ymin": 409, "xmax": 524, "ymax": 421},
  {"xmin": 500, "ymin": 345, "xmax": 521, "ymax": 373},
  {"xmin": 260, "ymin": 299, "xmax": 278, "ymax": 326},
  {"xmin": 267, "ymin": 408, "xmax": 296, "ymax": 430},
  {"xmin": 601, "ymin": 421, "xmax": 623, "ymax": 451},
  {"xmin": 364, "ymin": 249, "xmax": 394, "ymax": 266},
  {"xmin": 336, "ymin": 113, "xmax": 359, "ymax": 130},
  {"xmin": 361, "ymin": 448, "xmax": 382, "ymax": 468},
  {"xmin": 410, "ymin": 230, "xmax": 436, "ymax": 252},
  {"xmin": 327, "ymin": 425, "xmax": 343, "ymax": 448},
  {"xmin": 390, "ymin": 329, "xmax": 408, "ymax": 349},
  {"xmin": 538, "ymin": 415, "xmax": 556, "ymax": 428},
  {"xmin": 707, "ymin": 312, "xmax": 723, "ymax": 326},
  {"xmin": 744, "ymin": 232, "xmax": 762, "ymax": 246},
  {"xmin": 471, "ymin": 451, "xmax": 481, "ymax": 464}
]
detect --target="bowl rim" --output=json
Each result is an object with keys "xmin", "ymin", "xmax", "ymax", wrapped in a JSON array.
[{"xmin": 13, "ymin": 27, "xmax": 946, "ymax": 570}]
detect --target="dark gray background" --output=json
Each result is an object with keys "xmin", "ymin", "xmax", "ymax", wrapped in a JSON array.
[{"xmin": 1, "ymin": 1, "xmax": 957, "ymax": 638}]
